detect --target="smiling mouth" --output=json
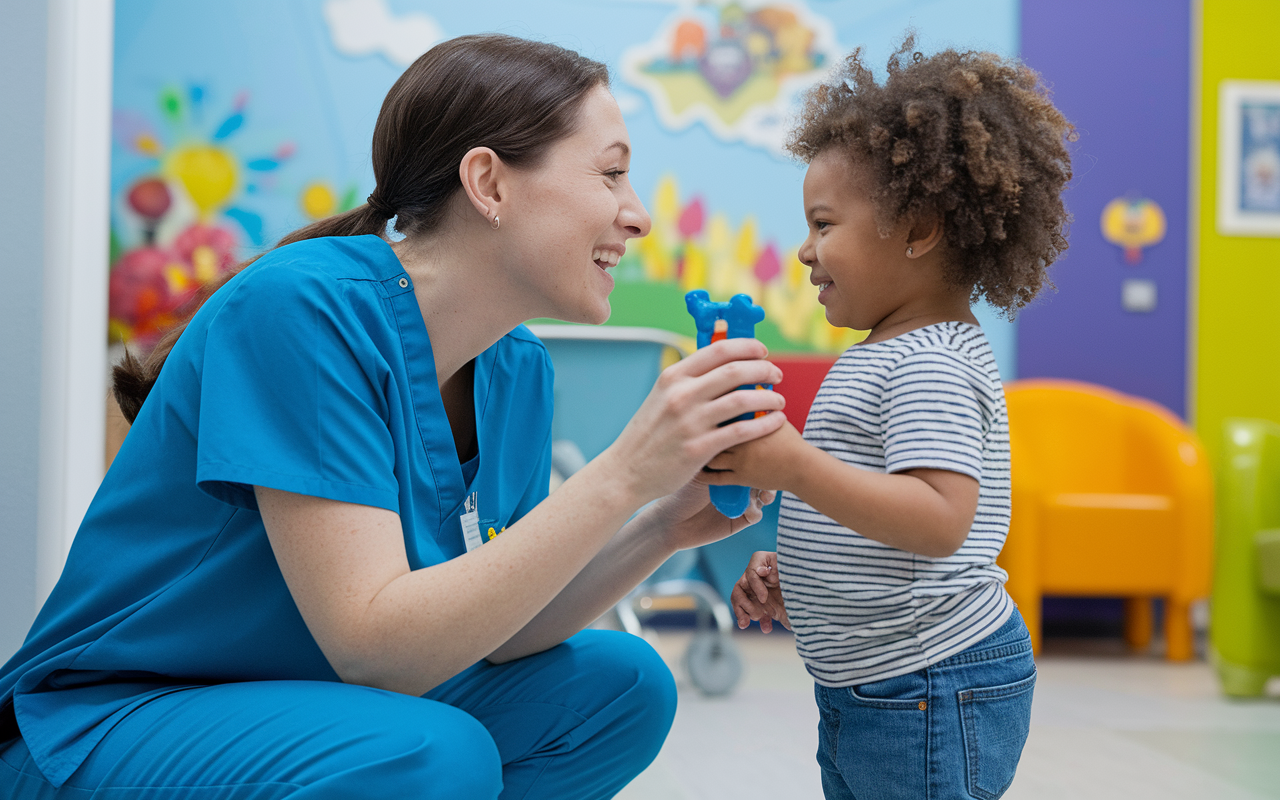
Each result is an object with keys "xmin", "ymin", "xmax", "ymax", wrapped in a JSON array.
[{"xmin": 592, "ymin": 248, "xmax": 621, "ymax": 268}]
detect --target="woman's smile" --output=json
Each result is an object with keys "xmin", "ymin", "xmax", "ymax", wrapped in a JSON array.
[{"xmin": 591, "ymin": 247, "xmax": 623, "ymax": 268}]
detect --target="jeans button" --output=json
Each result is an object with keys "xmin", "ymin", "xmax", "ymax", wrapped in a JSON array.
[{"xmin": 918, "ymin": 701, "xmax": 927, "ymax": 711}]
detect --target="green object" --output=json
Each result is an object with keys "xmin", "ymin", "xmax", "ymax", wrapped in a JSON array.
[
  {"xmin": 160, "ymin": 86, "xmax": 183, "ymax": 123},
  {"xmin": 108, "ymin": 226, "xmax": 123, "ymax": 268},
  {"xmin": 337, "ymin": 184, "xmax": 359, "ymax": 214},
  {"xmin": 1256, "ymin": 529, "xmax": 1280, "ymax": 596},
  {"xmin": 1212, "ymin": 419, "xmax": 1280, "ymax": 697}
]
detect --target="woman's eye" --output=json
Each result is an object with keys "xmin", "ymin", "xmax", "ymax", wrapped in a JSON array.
[{"xmin": 605, "ymin": 170, "xmax": 627, "ymax": 182}]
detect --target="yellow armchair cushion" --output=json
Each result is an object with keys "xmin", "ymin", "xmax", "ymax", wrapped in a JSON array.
[{"xmin": 1039, "ymin": 493, "xmax": 1176, "ymax": 594}]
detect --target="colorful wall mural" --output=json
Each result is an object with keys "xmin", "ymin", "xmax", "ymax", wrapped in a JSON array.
[
  {"xmin": 110, "ymin": 0, "xmax": 1019, "ymax": 373},
  {"xmin": 621, "ymin": 2, "xmax": 839, "ymax": 155}
]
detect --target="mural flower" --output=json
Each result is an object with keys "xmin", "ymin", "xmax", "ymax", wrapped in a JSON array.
[{"xmin": 109, "ymin": 85, "xmax": 295, "ymax": 349}]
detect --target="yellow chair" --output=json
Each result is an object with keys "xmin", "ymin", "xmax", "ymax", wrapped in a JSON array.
[{"xmin": 997, "ymin": 380, "xmax": 1213, "ymax": 660}]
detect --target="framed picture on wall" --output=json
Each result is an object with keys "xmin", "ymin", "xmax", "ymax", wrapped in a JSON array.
[{"xmin": 1218, "ymin": 80, "xmax": 1280, "ymax": 236}]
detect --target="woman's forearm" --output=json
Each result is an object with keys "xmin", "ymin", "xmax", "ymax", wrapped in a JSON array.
[
  {"xmin": 259, "ymin": 454, "xmax": 648, "ymax": 697},
  {"xmin": 485, "ymin": 505, "xmax": 677, "ymax": 663}
]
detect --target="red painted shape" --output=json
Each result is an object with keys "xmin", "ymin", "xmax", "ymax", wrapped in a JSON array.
[{"xmin": 770, "ymin": 354, "xmax": 840, "ymax": 431}]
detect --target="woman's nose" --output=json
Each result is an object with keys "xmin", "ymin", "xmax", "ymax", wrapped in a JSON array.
[{"xmin": 620, "ymin": 185, "xmax": 652, "ymax": 239}]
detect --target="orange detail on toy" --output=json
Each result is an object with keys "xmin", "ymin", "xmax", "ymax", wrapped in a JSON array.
[{"xmin": 710, "ymin": 318, "xmax": 728, "ymax": 343}]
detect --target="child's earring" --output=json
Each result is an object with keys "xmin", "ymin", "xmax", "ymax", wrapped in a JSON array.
[{"xmin": 906, "ymin": 246, "xmax": 914, "ymax": 257}]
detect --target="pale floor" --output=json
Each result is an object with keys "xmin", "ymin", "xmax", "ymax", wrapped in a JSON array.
[{"xmin": 617, "ymin": 630, "xmax": 1280, "ymax": 800}]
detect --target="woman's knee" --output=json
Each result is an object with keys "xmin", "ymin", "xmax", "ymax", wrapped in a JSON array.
[
  {"xmin": 573, "ymin": 630, "xmax": 677, "ymax": 743},
  {"xmin": 369, "ymin": 703, "xmax": 502, "ymax": 798}
]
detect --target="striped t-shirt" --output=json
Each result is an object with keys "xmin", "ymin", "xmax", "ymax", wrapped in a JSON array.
[{"xmin": 777, "ymin": 321, "xmax": 1014, "ymax": 687}]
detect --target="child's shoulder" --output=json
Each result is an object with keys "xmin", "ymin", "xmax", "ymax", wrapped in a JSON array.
[
  {"xmin": 829, "ymin": 323, "xmax": 1002, "ymax": 403},
  {"xmin": 843, "ymin": 321, "xmax": 993, "ymax": 370}
]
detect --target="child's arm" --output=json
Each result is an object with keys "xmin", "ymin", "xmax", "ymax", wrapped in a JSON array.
[
  {"xmin": 704, "ymin": 420, "xmax": 979, "ymax": 558},
  {"xmin": 730, "ymin": 550, "xmax": 790, "ymax": 632}
]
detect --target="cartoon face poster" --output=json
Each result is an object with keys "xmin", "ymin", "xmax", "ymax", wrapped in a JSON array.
[{"xmin": 111, "ymin": 0, "xmax": 1018, "ymax": 367}]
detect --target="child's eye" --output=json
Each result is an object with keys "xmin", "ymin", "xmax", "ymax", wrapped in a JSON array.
[{"xmin": 814, "ymin": 220, "xmax": 830, "ymax": 231}]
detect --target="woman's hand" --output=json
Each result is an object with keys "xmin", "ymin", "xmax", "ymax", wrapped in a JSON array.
[
  {"xmin": 600, "ymin": 338, "xmax": 785, "ymax": 506},
  {"xmin": 730, "ymin": 551, "xmax": 790, "ymax": 633},
  {"xmin": 640, "ymin": 473, "xmax": 777, "ymax": 552}
]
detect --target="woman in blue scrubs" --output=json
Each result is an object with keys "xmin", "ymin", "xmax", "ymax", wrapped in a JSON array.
[{"xmin": 0, "ymin": 34, "xmax": 785, "ymax": 799}]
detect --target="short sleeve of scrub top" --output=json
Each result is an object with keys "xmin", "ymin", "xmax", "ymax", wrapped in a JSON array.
[
  {"xmin": 0, "ymin": 235, "xmax": 556, "ymax": 788},
  {"xmin": 195, "ymin": 248, "xmax": 403, "ymax": 513}
]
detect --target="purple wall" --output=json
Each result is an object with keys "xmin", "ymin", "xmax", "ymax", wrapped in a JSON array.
[{"xmin": 1018, "ymin": 0, "xmax": 1191, "ymax": 417}]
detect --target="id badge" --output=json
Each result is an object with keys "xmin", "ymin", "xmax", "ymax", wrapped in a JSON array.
[{"xmin": 460, "ymin": 492, "xmax": 483, "ymax": 552}]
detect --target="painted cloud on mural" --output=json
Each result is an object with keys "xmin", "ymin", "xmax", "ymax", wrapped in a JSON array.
[
  {"xmin": 323, "ymin": 0, "xmax": 444, "ymax": 66},
  {"xmin": 622, "ymin": 0, "xmax": 839, "ymax": 156}
]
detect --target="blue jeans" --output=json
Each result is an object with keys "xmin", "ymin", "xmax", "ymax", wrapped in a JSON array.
[
  {"xmin": 0, "ymin": 630, "xmax": 675, "ymax": 800},
  {"xmin": 814, "ymin": 611, "xmax": 1036, "ymax": 800}
]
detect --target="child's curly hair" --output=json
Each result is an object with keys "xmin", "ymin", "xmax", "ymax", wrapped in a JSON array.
[{"xmin": 787, "ymin": 35, "xmax": 1074, "ymax": 315}]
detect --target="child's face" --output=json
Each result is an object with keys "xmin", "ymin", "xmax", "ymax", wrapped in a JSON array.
[{"xmin": 798, "ymin": 150, "xmax": 925, "ymax": 332}]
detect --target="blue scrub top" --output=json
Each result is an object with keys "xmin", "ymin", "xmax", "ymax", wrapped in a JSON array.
[{"xmin": 0, "ymin": 234, "xmax": 554, "ymax": 788}]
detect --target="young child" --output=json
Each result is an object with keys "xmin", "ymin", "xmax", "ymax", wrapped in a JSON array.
[{"xmin": 702, "ymin": 37, "xmax": 1073, "ymax": 800}]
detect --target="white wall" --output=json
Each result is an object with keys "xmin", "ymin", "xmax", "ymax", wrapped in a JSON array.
[{"xmin": 0, "ymin": 0, "xmax": 113, "ymax": 661}]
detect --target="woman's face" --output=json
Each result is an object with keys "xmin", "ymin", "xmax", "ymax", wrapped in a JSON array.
[{"xmin": 502, "ymin": 86, "xmax": 651, "ymax": 324}]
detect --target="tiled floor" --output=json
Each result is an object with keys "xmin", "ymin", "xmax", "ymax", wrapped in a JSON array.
[{"xmin": 618, "ymin": 629, "xmax": 1280, "ymax": 800}]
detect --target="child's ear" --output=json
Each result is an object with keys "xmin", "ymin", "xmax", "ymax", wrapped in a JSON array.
[{"xmin": 905, "ymin": 212, "xmax": 944, "ymax": 259}]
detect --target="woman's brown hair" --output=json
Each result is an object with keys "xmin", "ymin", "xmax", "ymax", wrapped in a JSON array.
[
  {"xmin": 113, "ymin": 34, "xmax": 610, "ymax": 423},
  {"xmin": 786, "ymin": 34, "xmax": 1074, "ymax": 315}
]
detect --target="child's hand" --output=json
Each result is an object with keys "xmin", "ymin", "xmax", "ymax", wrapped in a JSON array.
[
  {"xmin": 702, "ymin": 418, "xmax": 809, "ymax": 492},
  {"xmin": 730, "ymin": 550, "xmax": 790, "ymax": 633}
]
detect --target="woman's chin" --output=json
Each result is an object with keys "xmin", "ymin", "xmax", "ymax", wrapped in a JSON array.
[
  {"xmin": 583, "ymin": 300, "xmax": 612, "ymax": 325},
  {"xmin": 549, "ymin": 298, "xmax": 611, "ymax": 326}
]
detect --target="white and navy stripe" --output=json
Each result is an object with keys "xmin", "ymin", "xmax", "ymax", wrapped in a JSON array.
[{"xmin": 778, "ymin": 322, "xmax": 1014, "ymax": 687}]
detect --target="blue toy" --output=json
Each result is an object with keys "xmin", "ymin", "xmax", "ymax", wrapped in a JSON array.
[{"xmin": 685, "ymin": 290, "xmax": 769, "ymax": 518}]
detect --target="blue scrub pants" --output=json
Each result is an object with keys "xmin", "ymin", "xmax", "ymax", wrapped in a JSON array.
[{"xmin": 0, "ymin": 630, "xmax": 676, "ymax": 799}]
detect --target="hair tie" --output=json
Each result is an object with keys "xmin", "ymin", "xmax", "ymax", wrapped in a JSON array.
[{"xmin": 366, "ymin": 192, "xmax": 396, "ymax": 220}]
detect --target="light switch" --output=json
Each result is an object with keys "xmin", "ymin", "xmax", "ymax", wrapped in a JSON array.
[{"xmin": 1121, "ymin": 278, "xmax": 1157, "ymax": 312}]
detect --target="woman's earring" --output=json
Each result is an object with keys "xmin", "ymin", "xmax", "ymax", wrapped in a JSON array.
[
  {"xmin": 491, "ymin": 215, "xmax": 500, "ymax": 231},
  {"xmin": 906, "ymin": 246, "xmax": 914, "ymax": 257}
]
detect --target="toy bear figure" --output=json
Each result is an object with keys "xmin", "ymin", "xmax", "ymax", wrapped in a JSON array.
[{"xmin": 684, "ymin": 290, "xmax": 769, "ymax": 518}]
